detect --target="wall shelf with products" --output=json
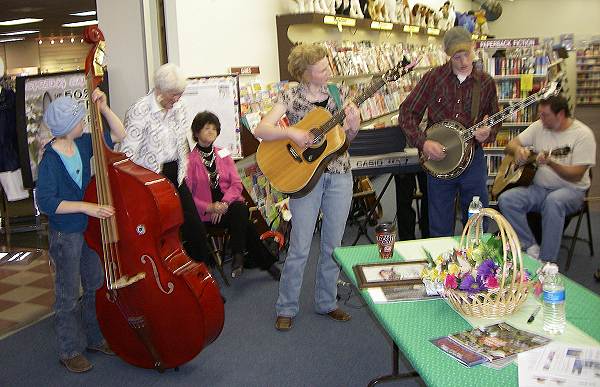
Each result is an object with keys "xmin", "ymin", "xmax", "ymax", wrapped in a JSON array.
[
  {"xmin": 576, "ymin": 43, "xmax": 600, "ymax": 105},
  {"xmin": 275, "ymin": 12, "xmax": 447, "ymax": 129}
]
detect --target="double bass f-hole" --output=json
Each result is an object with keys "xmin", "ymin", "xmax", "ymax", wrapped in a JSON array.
[{"xmin": 141, "ymin": 255, "xmax": 174, "ymax": 294}]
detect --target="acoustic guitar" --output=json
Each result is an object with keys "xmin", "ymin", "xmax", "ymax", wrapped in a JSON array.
[
  {"xmin": 421, "ymin": 81, "xmax": 560, "ymax": 180},
  {"xmin": 491, "ymin": 146, "xmax": 571, "ymax": 199},
  {"xmin": 256, "ymin": 59, "xmax": 417, "ymax": 198}
]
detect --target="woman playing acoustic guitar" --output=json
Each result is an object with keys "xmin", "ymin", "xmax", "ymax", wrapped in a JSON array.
[{"xmin": 255, "ymin": 43, "xmax": 360, "ymax": 331}]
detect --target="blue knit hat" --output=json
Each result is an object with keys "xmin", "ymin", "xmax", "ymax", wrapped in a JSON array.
[{"xmin": 43, "ymin": 96, "xmax": 86, "ymax": 137}]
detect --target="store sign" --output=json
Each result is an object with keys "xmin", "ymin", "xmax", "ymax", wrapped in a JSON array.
[
  {"xmin": 230, "ymin": 66, "xmax": 260, "ymax": 75},
  {"xmin": 476, "ymin": 38, "xmax": 539, "ymax": 49},
  {"xmin": 323, "ymin": 15, "xmax": 355, "ymax": 27},
  {"xmin": 371, "ymin": 21, "xmax": 393, "ymax": 31}
]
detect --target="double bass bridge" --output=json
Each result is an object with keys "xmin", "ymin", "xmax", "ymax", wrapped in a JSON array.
[{"xmin": 108, "ymin": 272, "xmax": 146, "ymax": 290}]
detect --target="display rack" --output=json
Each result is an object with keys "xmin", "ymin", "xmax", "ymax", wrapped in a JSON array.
[
  {"xmin": 275, "ymin": 12, "xmax": 446, "ymax": 129},
  {"xmin": 576, "ymin": 42, "xmax": 600, "ymax": 105}
]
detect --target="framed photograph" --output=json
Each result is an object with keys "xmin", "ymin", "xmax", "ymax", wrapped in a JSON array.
[{"xmin": 352, "ymin": 260, "xmax": 428, "ymax": 289}]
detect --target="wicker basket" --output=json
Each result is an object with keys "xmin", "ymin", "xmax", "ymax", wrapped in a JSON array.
[{"xmin": 444, "ymin": 208, "xmax": 529, "ymax": 318}]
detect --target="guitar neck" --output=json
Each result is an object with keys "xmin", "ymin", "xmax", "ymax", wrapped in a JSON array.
[
  {"xmin": 315, "ymin": 77, "xmax": 387, "ymax": 137},
  {"xmin": 463, "ymin": 92, "xmax": 541, "ymax": 141}
]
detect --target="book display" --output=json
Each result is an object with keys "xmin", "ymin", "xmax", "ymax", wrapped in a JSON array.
[
  {"xmin": 275, "ymin": 12, "xmax": 446, "ymax": 129},
  {"xmin": 576, "ymin": 42, "xmax": 600, "ymax": 105},
  {"xmin": 322, "ymin": 41, "xmax": 446, "ymax": 126}
]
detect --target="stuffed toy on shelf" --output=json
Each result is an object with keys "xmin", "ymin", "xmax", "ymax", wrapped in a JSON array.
[
  {"xmin": 397, "ymin": 0, "xmax": 411, "ymax": 25},
  {"xmin": 437, "ymin": 1, "xmax": 456, "ymax": 31}
]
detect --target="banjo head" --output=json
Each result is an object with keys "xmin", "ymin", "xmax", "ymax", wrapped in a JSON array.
[{"xmin": 422, "ymin": 120, "xmax": 470, "ymax": 179}]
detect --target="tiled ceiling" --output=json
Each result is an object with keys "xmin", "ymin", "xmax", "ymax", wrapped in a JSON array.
[{"xmin": 0, "ymin": 0, "xmax": 97, "ymax": 39}]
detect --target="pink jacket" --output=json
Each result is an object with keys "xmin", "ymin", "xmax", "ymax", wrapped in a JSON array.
[{"xmin": 185, "ymin": 147, "xmax": 243, "ymax": 222}]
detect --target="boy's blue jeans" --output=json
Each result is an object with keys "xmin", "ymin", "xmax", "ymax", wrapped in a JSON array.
[{"xmin": 48, "ymin": 229, "xmax": 105, "ymax": 359}]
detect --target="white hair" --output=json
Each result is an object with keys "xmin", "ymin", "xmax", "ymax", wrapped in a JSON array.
[{"xmin": 153, "ymin": 63, "xmax": 187, "ymax": 93}]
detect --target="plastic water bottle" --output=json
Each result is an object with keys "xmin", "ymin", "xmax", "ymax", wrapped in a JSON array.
[
  {"xmin": 468, "ymin": 196, "xmax": 483, "ymax": 220},
  {"xmin": 468, "ymin": 196, "xmax": 483, "ymax": 240},
  {"xmin": 542, "ymin": 263, "xmax": 566, "ymax": 334}
]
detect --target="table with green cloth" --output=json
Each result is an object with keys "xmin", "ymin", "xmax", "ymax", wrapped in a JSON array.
[{"xmin": 333, "ymin": 237, "xmax": 600, "ymax": 387}]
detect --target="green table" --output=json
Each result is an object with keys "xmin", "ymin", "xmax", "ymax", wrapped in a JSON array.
[{"xmin": 333, "ymin": 239, "xmax": 600, "ymax": 387}]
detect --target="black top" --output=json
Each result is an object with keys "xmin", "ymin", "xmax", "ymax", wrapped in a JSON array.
[
  {"xmin": 313, "ymin": 97, "xmax": 329, "ymax": 108},
  {"xmin": 197, "ymin": 144, "xmax": 223, "ymax": 202}
]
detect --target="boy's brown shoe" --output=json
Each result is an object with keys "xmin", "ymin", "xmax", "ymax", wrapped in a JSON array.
[{"xmin": 60, "ymin": 354, "xmax": 93, "ymax": 373}]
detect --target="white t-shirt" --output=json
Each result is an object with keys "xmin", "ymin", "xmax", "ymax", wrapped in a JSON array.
[{"xmin": 517, "ymin": 119, "xmax": 596, "ymax": 191}]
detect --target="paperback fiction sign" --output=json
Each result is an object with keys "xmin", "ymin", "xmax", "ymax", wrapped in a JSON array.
[{"xmin": 476, "ymin": 38, "xmax": 539, "ymax": 49}]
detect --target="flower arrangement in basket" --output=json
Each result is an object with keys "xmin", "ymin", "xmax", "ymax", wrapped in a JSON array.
[{"xmin": 420, "ymin": 208, "xmax": 530, "ymax": 318}]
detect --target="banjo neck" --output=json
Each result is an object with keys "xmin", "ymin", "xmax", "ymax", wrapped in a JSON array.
[{"xmin": 462, "ymin": 92, "xmax": 543, "ymax": 141}]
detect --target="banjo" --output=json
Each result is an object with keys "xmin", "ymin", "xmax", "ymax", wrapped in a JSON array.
[{"xmin": 421, "ymin": 81, "xmax": 560, "ymax": 179}]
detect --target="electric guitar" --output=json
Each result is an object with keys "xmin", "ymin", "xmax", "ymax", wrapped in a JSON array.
[
  {"xmin": 491, "ymin": 146, "xmax": 571, "ymax": 199},
  {"xmin": 256, "ymin": 59, "xmax": 417, "ymax": 198}
]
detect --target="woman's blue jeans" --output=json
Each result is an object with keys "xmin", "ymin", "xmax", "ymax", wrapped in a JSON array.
[{"xmin": 276, "ymin": 172, "xmax": 353, "ymax": 317}]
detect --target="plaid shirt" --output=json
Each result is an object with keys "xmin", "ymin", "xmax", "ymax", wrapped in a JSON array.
[{"xmin": 398, "ymin": 62, "xmax": 500, "ymax": 150}]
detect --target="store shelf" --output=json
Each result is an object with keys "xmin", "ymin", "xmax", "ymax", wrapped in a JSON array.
[
  {"xmin": 275, "ymin": 12, "xmax": 445, "ymax": 80},
  {"xmin": 331, "ymin": 66, "xmax": 432, "ymax": 82},
  {"xmin": 492, "ymin": 74, "xmax": 547, "ymax": 80},
  {"xmin": 330, "ymin": 72, "xmax": 384, "ymax": 82},
  {"xmin": 498, "ymin": 98, "xmax": 523, "ymax": 103},
  {"xmin": 548, "ymin": 59, "xmax": 563, "ymax": 68},
  {"xmin": 502, "ymin": 122, "xmax": 533, "ymax": 127},
  {"xmin": 483, "ymin": 147, "xmax": 506, "ymax": 154},
  {"xmin": 577, "ymin": 70, "xmax": 600, "ymax": 73},
  {"xmin": 576, "ymin": 94, "xmax": 600, "ymax": 97},
  {"xmin": 361, "ymin": 111, "xmax": 397, "ymax": 126},
  {"xmin": 577, "ymin": 55, "xmax": 600, "ymax": 59},
  {"xmin": 578, "ymin": 102, "xmax": 600, "ymax": 105},
  {"xmin": 577, "ymin": 86, "xmax": 600, "ymax": 90}
]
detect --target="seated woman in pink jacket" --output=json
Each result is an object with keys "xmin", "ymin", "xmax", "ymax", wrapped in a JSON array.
[{"xmin": 186, "ymin": 111, "xmax": 280, "ymax": 280}]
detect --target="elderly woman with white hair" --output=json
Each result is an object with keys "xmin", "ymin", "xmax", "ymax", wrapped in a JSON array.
[{"xmin": 120, "ymin": 63, "xmax": 211, "ymax": 265}]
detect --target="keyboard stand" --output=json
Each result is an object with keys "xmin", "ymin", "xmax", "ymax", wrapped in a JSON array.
[{"xmin": 351, "ymin": 174, "xmax": 394, "ymax": 246}]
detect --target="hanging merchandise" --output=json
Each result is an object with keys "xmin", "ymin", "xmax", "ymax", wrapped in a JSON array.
[
  {"xmin": 0, "ymin": 79, "xmax": 21, "ymax": 173},
  {"xmin": 0, "ymin": 169, "xmax": 29, "ymax": 201}
]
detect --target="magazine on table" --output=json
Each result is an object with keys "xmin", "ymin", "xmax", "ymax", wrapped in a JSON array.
[
  {"xmin": 518, "ymin": 343, "xmax": 600, "ymax": 387},
  {"xmin": 431, "ymin": 322, "xmax": 551, "ymax": 367}
]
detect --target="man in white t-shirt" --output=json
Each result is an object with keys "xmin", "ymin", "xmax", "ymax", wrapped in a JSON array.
[{"xmin": 498, "ymin": 95, "xmax": 596, "ymax": 262}]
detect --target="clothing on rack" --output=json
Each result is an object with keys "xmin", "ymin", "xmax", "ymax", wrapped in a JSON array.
[{"xmin": 0, "ymin": 84, "xmax": 20, "ymax": 173}]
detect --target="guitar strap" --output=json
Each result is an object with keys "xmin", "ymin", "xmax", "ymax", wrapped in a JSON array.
[
  {"xmin": 327, "ymin": 83, "xmax": 342, "ymax": 109},
  {"xmin": 470, "ymin": 75, "xmax": 481, "ymax": 124}
]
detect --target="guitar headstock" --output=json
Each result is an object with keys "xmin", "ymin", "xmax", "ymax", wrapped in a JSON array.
[
  {"xmin": 382, "ymin": 56, "xmax": 420, "ymax": 83},
  {"xmin": 84, "ymin": 25, "xmax": 106, "ymax": 90},
  {"xmin": 537, "ymin": 81, "xmax": 560, "ymax": 100}
]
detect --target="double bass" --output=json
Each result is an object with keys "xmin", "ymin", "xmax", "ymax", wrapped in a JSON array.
[{"xmin": 82, "ymin": 26, "xmax": 224, "ymax": 371}]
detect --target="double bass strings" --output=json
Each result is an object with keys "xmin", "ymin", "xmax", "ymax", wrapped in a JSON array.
[{"xmin": 86, "ymin": 75, "xmax": 122, "ymax": 289}]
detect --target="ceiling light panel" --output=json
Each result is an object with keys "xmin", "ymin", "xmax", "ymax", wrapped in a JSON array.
[
  {"xmin": 70, "ymin": 11, "xmax": 97, "ymax": 17},
  {"xmin": 62, "ymin": 20, "xmax": 98, "ymax": 28},
  {"xmin": 0, "ymin": 30, "xmax": 39, "ymax": 36},
  {"xmin": 0, "ymin": 18, "xmax": 43, "ymax": 26}
]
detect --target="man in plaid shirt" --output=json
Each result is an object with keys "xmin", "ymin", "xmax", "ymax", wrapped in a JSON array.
[{"xmin": 397, "ymin": 27, "xmax": 500, "ymax": 236}]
